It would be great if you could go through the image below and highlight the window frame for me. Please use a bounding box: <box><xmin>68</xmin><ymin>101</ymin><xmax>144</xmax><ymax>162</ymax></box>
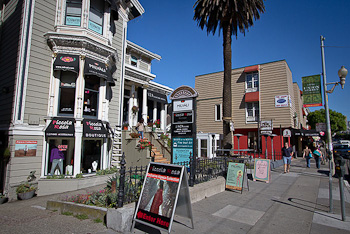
<box><xmin>58</xmin><ymin>71</ymin><xmax>77</xmax><ymax>116</ymax></box>
<box><xmin>214</xmin><ymin>104</ymin><xmax>222</xmax><ymax>122</ymax></box>
<box><xmin>131</xmin><ymin>56</ymin><xmax>138</xmax><ymax>67</ymax></box>
<box><xmin>83</xmin><ymin>75</ymin><xmax>101</xmax><ymax>118</ymax></box>
<box><xmin>245</xmin><ymin>71</ymin><xmax>259</xmax><ymax>93</ymax></box>
<box><xmin>88</xmin><ymin>0</ymin><xmax>105</xmax><ymax>34</ymax></box>
<box><xmin>246</xmin><ymin>102</ymin><xmax>259</xmax><ymax>123</ymax></box>
<box><xmin>65</xmin><ymin>0</ymin><xmax>83</xmax><ymax>26</ymax></box>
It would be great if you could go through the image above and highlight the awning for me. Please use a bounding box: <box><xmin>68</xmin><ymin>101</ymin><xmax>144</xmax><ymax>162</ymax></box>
<box><xmin>147</xmin><ymin>90</ymin><xmax>168</xmax><ymax>104</ymax></box>
<box><xmin>244</xmin><ymin>65</ymin><xmax>260</xmax><ymax>73</ymax></box>
<box><xmin>53</xmin><ymin>54</ymin><xmax>79</xmax><ymax>73</ymax></box>
<box><xmin>84</xmin><ymin>57</ymin><xmax>115</xmax><ymax>86</ymax></box>
<box><xmin>245</xmin><ymin>91</ymin><xmax>259</xmax><ymax>102</ymax></box>
<box><xmin>292</xmin><ymin>129</ymin><xmax>320</xmax><ymax>137</ymax></box>
<box><xmin>83</xmin><ymin>119</ymin><xmax>108</xmax><ymax>138</ymax></box>
<box><xmin>45</xmin><ymin>118</ymin><xmax>75</xmax><ymax>137</ymax></box>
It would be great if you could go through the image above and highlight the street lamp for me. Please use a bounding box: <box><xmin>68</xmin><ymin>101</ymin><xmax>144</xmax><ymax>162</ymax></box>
<box><xmin>320</xmin><ymin>36</ymin><xmax>347</xmax><ymax>217</ymax></box>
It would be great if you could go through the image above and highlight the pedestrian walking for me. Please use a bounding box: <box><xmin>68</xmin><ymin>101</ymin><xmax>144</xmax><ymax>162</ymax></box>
<box><xmin>313</xmin><ymin>146</ymin><xmax>322</xmax><ymax>169</ymax></box>
<box><xmin>303</xmin><ymin>145</ymin><xmax>312</xmax><ymax>168</ymax></box>
<box><xmin>282</xmin><ymin>142</ymin><xmax>294</xmax><ymax>173</ymax></box>
<box><xmin>136</xmin><ymin>118</ymin><xmax>145</xmax><ymax>139</ymax></box>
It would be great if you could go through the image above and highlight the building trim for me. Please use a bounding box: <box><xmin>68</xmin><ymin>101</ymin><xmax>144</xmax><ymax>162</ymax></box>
<box><xmin>127</xmin><ymin>40</ymin><xmax>161</xmax><ymax>61</ymax></box>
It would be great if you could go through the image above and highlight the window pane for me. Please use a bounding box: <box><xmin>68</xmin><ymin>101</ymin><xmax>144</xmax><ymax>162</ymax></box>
<box><xmin>246</xmin><ymin>74</ymin><xmax>252</xmax><ymax>88</ymax></box>
<box><xmin>215</xmin><ymin>104</ymin><xmax>221</xmax><ymax>121</ymax></box>
<box><xmin>131</xmin><ymin>56</ymin><xmax>138</xmax><ymax>66</ymax></box>
<box><xmin>85</xmin><ymin>76</ymin><xmax>100</xmax><ymax>91</ymax></box>
<box><xmin>59</xmin><ymin>72</ymin><xmax>76</xmax><ymax>115</ymax></box>
<box><xmin>89</xmin><ymin>0</ymin><xmax>104</xmax><ymax>34</ymax></box>
<box><xmin>83</xmin><ymin>90</ymin><xmax>98</xmax><ymax>116</ymax></box>
<box><xmin>66</xmin><ymin>0</ymin><xmax>82</xmax><ymax>26</ymax></box>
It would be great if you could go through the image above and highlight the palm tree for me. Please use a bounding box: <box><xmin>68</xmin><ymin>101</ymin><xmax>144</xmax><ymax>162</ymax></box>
<box><xmin>194</xmin><ymin>0</ymin><xmax>265</xmax><ymax>149</ymax></box>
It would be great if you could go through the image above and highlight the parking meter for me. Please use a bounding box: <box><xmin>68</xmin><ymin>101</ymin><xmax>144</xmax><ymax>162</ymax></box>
<box><xmin>334</xmin><ymin>155</ymin><xmax>346</xmax><ymax>177</ymax></box>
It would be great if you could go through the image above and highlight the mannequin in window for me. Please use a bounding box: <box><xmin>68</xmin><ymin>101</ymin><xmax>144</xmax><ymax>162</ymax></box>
<box><xmin>50</xmin><ymin>144</ymin><xmax>65</xmax><ymax>175</ymax></box>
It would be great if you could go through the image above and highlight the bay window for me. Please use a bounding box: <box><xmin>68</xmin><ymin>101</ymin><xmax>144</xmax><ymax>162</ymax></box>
<box><xmin>89</xmin><ymin>0</ymin><xmax>104</xmax><ymax>34</ymax></box>
<box><xmin>84</xmin><ymin>75</ymin><xmax>100</xmax><ymax>117</ymax></box>
<box><xmin>246</xmin><ymin>72</ymin><xmax>259</xmax><ymax>92</ymax></box>
<box><xmin>65</xmin><ymin>0</ymin><xmax>82</xmax><ymax>26</ymax></box>
<box><xmin>246</xmin><ymin>102</ymin><xmax>259</xmax><ymax>122</ymax></box>
<box><xmin>59</xmin><ymin>72</ymin><xmax>77</xmax><ymax>115</ymax></box>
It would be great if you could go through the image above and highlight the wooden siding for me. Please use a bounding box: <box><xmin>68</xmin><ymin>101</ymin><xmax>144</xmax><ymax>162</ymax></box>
<box><xmin>195</xmin><ymin>60</ymin><xmax>297</xmax><ymax>134</ymax></box>
<box><xmin>0</xmin><ymin>0</ymin><xmax>23</xmax><ymax>125</ymax></box>
<box><xmin>8</xmin><ymin>135</ymin><xmax>43</xmax><ymax>185</ymax></box>
<box><xmin>293</xmin><ymin>83</ymin><xmax>306</xmax><ymax>128</ymax></box>
<box><xmin>109</xmin><ymin>17</ymin><xmax>124</xmax><ymax>127</ymax></box>
<box><xmin>23</xmin><ymin>0</ymin><xmax>55</xmax><ymax>125</ymax></box>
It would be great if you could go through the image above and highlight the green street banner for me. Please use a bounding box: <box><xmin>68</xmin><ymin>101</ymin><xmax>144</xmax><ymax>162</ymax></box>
<box><xmin>302</xmin><ymin>75</ymin><xmax>322</xmax><ymax>107</ymax></box>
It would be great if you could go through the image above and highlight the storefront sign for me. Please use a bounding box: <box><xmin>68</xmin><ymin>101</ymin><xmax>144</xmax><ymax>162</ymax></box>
<box><xmin>253</xmin><ymin>159</ymin><xmax>270</xmax><ymax>183</ymax></box>
<box><xmin>260</xmin><ymin>120</ymin><xmax>273</xmax><ymax>131</ymax></box>
<box><xmin>173</xmin><ymin>138</ymin><xmax>193</xmax><ymax>148</ymax></box>
<box><xmin>84</xmin><ymin>57</ymin><xmax>114</xmax><ymax>85</ymax></box>
<box><xmin>53</xmin><ymin>54</ymin><xmax>79</xmax><ymax>73</ymax></box>
<box><xmin>226</xmin><ymin>162</ymin><xmax>245</xmax><ymax>191</ymax></box>
<box><xmin>261</xmin><ymin>130</ymin><xmax>272</xmax><ymax>135</ymax></box>
<box><xmin>15</xmin><ymin>140</ymin><xmax>37</xmax><ymax>157</ymax></box>
<box><xmin>172</xmin><ymin>124</ymin><xmax>193</xmax><ymax>137</ymax></box>
<box><xmin>133</xmin><ymin>163</ymin><xmax>193</xmax><ymax>233</ymax></box>
<box><xmin>302</xmin><ymin>75</ymin><xmax>322</xmax><ymax>107</ymax></box>
<box><xmin>83</xmin><ymin>119</ymin><xmax>108</xmax><ymax>138</ymax></box>
<box><xmin>275</xmin><ymin>95</ymin><xmax>290</xmax><ymax>108</ymax></box>
<box><xmin>58</xmin><ymin>145</ymin><xmax>68</xmax><ymax>151</ymax></box>
<box><xmin>45</xmin><ymin>118</ymin><xmax>75</xmax><ymax>137</ymax></box>
<box><xmin>147</xmin><ymin>90</ymin><xmax>168</xmax><ymax>104</ymax></box>
<box><xmin>173</xmin><ymin>100</ymin><xmax>193</xmax><ymax>112</ymax></box>
<box><xmin>283</xmin><ymin>129</ymin><xmax>292</xmax><ymax>137</ymax></box>
<box><xmin>173</xmin><ymin>111</ymin><xmax>193</xmax><ymax>124</ymax></box>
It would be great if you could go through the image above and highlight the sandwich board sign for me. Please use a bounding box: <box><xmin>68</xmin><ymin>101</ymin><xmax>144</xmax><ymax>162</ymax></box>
<box><xmin>253</xmin><ymin>159</ymin><xmax>271</xmax><ymax>183</ymax></box>
<box><xmin>225</xmin><ymin>162</ymin><xmax>249</xmax><ymax>193</ymax></box>
<box><xmin>132</xmin><ymin>162</ymin><xmax>194</xmax><ymax>233</ymax></box>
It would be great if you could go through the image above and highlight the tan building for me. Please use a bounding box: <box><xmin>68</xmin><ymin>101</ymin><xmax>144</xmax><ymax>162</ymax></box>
<box><xmin>195</xmin><ymin>60</ymin><xmax>308</xmax><ymax>156</ymax></box>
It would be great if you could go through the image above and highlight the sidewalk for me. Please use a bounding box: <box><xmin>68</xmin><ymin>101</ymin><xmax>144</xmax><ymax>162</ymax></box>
<box><xmin>132</xmin><ymin>157</ymin><xmax>350</xmax><ymax>234</ymax></box>
<box><xmin>0</xmin><ymin>158</ymin><xmax>349</xmax><ymax>234</ymax></box>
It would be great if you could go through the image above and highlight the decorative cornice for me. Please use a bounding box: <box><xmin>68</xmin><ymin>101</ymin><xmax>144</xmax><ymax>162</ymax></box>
<box><xmin>127</xmin><ymin>40</ymin><xmax>161</xmax><ymax>61</ymax></box>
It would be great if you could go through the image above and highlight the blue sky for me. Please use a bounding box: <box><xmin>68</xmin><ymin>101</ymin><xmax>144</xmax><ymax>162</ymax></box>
<box><xmin>127</xmin><ymin>0</ymin><xmax>350</xmax><ymax>120</ymax></box>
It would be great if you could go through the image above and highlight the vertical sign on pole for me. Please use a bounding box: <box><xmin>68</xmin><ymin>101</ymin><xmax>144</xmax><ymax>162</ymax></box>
<box><xmin>170</xmin><ymin>86</ymin><xmax>198</xmax><ymax>164</ymax></box>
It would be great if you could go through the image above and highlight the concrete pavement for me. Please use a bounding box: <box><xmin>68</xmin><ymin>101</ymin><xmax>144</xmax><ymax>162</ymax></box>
<box><xmin>0</xmin><ymin>157</ymin><xmax>349</xmax><ymax>233</ymax></box>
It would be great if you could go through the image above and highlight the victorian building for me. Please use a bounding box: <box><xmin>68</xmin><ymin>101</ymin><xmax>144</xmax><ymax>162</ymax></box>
<box><xmin>0</xmin><ymin>0</ymin><xmax>171</xmax><ymax>198</ymax></box>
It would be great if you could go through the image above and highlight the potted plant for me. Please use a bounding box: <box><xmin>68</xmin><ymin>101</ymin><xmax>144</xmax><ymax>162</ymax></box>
<box><xmin>122</xmin><ymin>121</ymin><xmax>129</xmax><ymax>130</ymax></box>
<box><xmin>16</xmin><ymin>182</ymin><xmax>37</xmax><ymax>200</ymax></box>
<box><xmin>154</xmin><ymin>119</ymin><xmax>160</xmax><ymax>129</ymax></box>
<box><xmin>131</xmin><ymin>106</ymin><xmax>139</xmax><ymax>115</ymax></box>
<box><xmin>129</xmin><ymin>132</ymin><xmax>141</xmax><ymax>139</ymax></box>
<box><xmin>0</xmin><ymin>193</ymin><xmax>8</xmax><ymax>204</ymax></box>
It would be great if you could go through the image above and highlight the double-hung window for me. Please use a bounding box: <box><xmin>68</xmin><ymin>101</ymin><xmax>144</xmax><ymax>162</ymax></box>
<box><xmin>59</xmin><ymin>72</ymin><xmax>77</xmax><ymax>115</ymax></box>
<box><xmin>84</xmin><ymin>75</ymin><xmax>100</xmax><ymax>117</ymax></box>
<box><xmin>214</xmin><ymin>104</ymin><xmax>222</xmax><ymax>121</ymax></box>
<box><xmin>246</xmin><ymin>72</ymin><xmax>259</xmax><ymax>92</ymax></box>
<box><xmin>131</xmin><ymin>56</ymin><xmax>138</xmax><ymax>67</ymax></box>
<box><xmin>65</xmin><ymin>0</ymin><xmax>82</xmax><ymax>26</ymax></box>
<box><xmin>89</xmin><ymin>0</ymin><xmax>104</xmax><ymax>34</ymax></box>
<box><xmin>246</xmin><ymin>102</ymin><xmax>259</xmax><ymax>122</ymax></box>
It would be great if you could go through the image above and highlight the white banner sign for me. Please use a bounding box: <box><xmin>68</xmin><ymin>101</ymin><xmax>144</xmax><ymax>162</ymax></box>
<box><xmin>173</xmin><ymin>100</ymin><xmax>193</xmax><ymax>112</ymax></box>
<box><xmin>275</xmin><ymin>95</ymin><xmax>289</xmax><ymax>108</ymax></box>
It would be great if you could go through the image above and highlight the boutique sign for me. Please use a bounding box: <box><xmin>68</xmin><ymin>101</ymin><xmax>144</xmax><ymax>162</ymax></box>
<box><xmin>83</xmin><ymin>119</ymin><xmax>108</xmax><ymax>138</ymax></box>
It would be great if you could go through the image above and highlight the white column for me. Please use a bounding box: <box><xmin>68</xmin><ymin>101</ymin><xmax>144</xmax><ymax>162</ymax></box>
<box><xmin>41</xmin><ymin>133</ymin><xmax>48</xmax><ymax>177</ymax></box>
<box><xmin>102</xmin><ymin>138</ymin><xmax>108</xmax><ymax>169</ymax></box>
<box><xmin>128</xmin><ymin>97</ymin><xmax>133</xmax><ymax>127</ymax></box>
<box><xmin>160</xmin><ymin>104</ymin><xmax>165</xmax><ymax>131</ymax></box>
<box><xmin>153</xmin><ymin>101</ymin><xmax>157</xmax><ymax>123</ymax></box>
<box><xmin>142</xmin><ymin>87</ymin><xmax>148</xmax><ymax>121</ymax></box>
<box><xmin>73</xmin><ymin>120</ymin><xmax>83</xmax><ymax>176</ymax></box>
<box><xmin>75</xmin><ymin>56</ymin><xmax>85</xmax><ymax>119</ymax></box>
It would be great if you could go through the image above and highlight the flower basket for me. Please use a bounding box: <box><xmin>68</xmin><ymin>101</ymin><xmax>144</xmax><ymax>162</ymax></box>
<box><xmin>132</xmin><ymin>106</ymin><xmax>139</xmax><ymax>114</ymax></box>
<box><xmin>153</xmin><ymin>119</ymin><xmax>160</xmax><ymax>128</ymax></box>
<box><xmin>16</xmin><ymin>182</ymin><xmax>37</xmax><ymax>200</ymax></box>
<box><xmin>138</xmin><ymin>139</ymin><xmax>153</xmax><ymax>150</ymax></box>
<box><xmin>129</xmin><ymin>132</ymin><xmax>140</xmax><ymax>138</ymax></box>
<box><xmin>17</xmin><ymin>190</ymin><xmax>35</xmax><ymax>200</ymax></box>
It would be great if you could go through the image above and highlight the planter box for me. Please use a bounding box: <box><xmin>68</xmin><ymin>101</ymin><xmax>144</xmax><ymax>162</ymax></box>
<box><xmin>17</xmin><ymin>190</ymin><xmax>35</xmax><ymax>200</ymax></box>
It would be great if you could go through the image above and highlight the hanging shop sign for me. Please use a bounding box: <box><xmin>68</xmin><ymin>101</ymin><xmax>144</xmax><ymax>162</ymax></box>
<box><xmin>84</xmin><ymin>57</ymin><xmax>115</xmax><ymax>86</ymax></box>
<box><xmin>83</xmin><ymin>119</ymin><xmax>108</xmax><ymax>138</ymax></box>
<box><xmin>172</xmin><ymin>138</ymin><xmax>193</xmax><ymax>164</ymax></box>
<box><xmin>45</xmin><ymin>118</ymin><xmax>75</xmax><ymax>137</ymax></box>
<box><xmin>173</xmin><ymin>99</ymin><xmax>193</xmax><ymax>112</ymax></box>
<box><xmin>226</xmin><ymin>162</ymin><xmax>246</xmax><ymax>192</ymax></box>
<box><xmin>302</xmin><ymin>75</ymin><xmax>322</xmax><ymax>107</ymax></box>
<box><xmin>283</xmin><ymin>129</ymin><xmax>292</xmax><ymax>137</ymax></box>
<box><xmin>260</xmin><ymin>120</ymin><xmax>273</xmax><ymax>131</ymax></box>
<box><xmin>253</xmin><ymin>159</ymin><xmax>271</xmax><ymax>183</ymax></box>
<box><xmin>275</xmin><ymin>95</ymin><xmax>290</xmax><ymax>108</ymax></box>
<box><xmin>147</xmin><ymin>90</ymin><xmax>168</xmax><ymax>104</ymax></box>
<box><xmin>132</xmin><ymin>162</ymin><xmax>194</xmax><ymax>233</ymax></box>
<box><xmin>53</xmin><ymin>54</ymin><xmax>80</xmax><ymax>73</ymax></box>
<box><xmin>173</xmin><ymin>111</ymin><xmax>193</xmax><ymax>124</ymax></box>
<box><xmin>15</xmin><ymin>140</ymin><xmax>37</xmax><ymax>157</ymax></box>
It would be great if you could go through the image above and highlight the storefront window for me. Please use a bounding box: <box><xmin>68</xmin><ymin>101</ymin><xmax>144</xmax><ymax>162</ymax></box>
<box><xmin>84</xmin><ymin>75</ymin><xmax>99</xmax><ymax>117</ymax></box>
<box><xmin>59</xmin><ymin>72</ymin><xmax>76</xmax><ymax>115</ymax></box>
<box><xmin>65</xmin><ymin>0</ymin><xmax>82</xmax><ymax>26</ymax></box>
<box><xmin>47</xmin><ymin>138</ymin><xmax>75</xmax><ymax>176</ymax></box>
<box><xmin>89</xmin><ymin>0</ymin><xmax>104</xmax><ymax>34</ymax></box>
<box><xmin>248</xmin><ymin>132</ymin><xmax>257</xmax><ymax>150</ymax></box>
<box><xmin>82</xmin><ymin>140</ymin><xmax>101</xmax><ymax>173</ymax></box>
<box><xmin>200</xmin><ymin>139</ymin><xmax>207</xmax><ymax>157</ymax></box>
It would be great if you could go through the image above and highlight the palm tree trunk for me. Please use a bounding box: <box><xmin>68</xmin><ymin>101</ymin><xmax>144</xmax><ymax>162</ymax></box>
<box><xmin>222</xmin><ymin>21</ymin><xmax>232</xmax><ymax>150</ymax></box>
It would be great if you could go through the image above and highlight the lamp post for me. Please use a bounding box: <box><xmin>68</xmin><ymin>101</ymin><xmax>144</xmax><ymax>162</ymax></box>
<box><xmin>233</xmin><ymin>134</ymin><xmax>243</xmax><ymax>156</ymax></box>
<box><xmin>320</xmin><ymin>36</ymin><xmax>348</xmax><ymax>215</ymax></box>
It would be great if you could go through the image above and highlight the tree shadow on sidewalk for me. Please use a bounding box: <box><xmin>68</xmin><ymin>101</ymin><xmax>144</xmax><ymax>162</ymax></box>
<box><xmin>271</xmin><ymin>198</ymin><xmax>343</xmax><ymax>221</ymax></box>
